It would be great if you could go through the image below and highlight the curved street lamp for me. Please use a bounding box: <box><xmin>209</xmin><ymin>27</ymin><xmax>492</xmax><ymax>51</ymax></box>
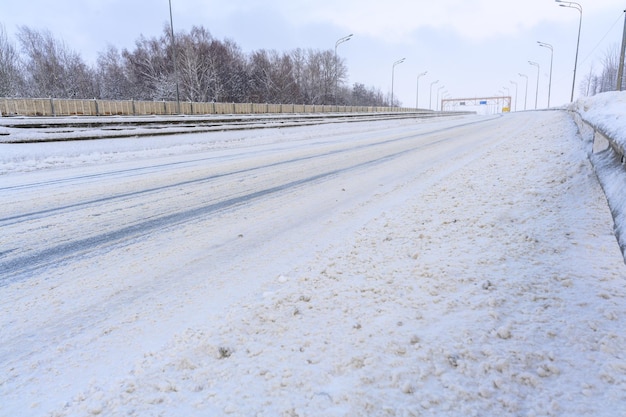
<box><xmin>441</xmin><ymin>90</ymin><xmax>449</xmax><ymax>110</ymax></box>
<box><xmin>555</xmin><ymin>0</ymin><xmax>582</xmax><ymax>102</ymax></box>
<box><xmin>538</xmin><ymin>41</ymin><xmax>554</xmax><ymax>108</ymax></box>
<box><xmin>436</xmin><ymin>85</ymin><xmax>445</xmax><ymax>111</ymax></box>
<box><xmin>334</xmin><ymin>34</ymin><xmax>353</xmax><ymax>105</ymax></box>
<box><xmin>529</xmin><ymin>61</ymin><xmax>540</xmax><ymax>109</ymax></box>
<box><xmin>502</xmin><ymin>87</ymin><xmax>510</xmax><ymax>112</ymax></box>
<box><xmin>518</xmin><ymin>73</ymin><xmax>528</xmax><ymax>111</ymax></box>
<box><xmin>510</xmin><ymin>80</ymin><xmax>518</xmax><ymax>112</ymax></box>
<box><xmin>497</xmin><ymin>90</ymin><xmax>505</xmax><ymax>114</ymax></box>
<box><xmin>391</xmin><ymin>58</ymin><xmax>406</xmax><ymax>107</ymax></box>
<box><xmin>416</xmin><ymin>71</ymin><xmax>427</xmax><ymax>109</ymax></box>
<box><xmin>429</xmin><ymin>80</ymin><xmax>439</xmax><ymax>110</ymax></box>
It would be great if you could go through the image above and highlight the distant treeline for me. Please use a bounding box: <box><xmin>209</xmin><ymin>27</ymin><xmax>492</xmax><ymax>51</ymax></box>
<box><xmin>579</xmin><ymin>43</ymin><xmax>626</xmax><ymax>97</ymax></box>
<box><xmin>0</xmin><ymin>24</ymin><xmax>392</xmax><ymax>106</ymax></box>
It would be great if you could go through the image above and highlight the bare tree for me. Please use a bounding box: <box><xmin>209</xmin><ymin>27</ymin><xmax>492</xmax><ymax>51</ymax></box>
<box><xmin>161</xmin><ymin>26</ymin><xmax>248</xmax><ymax>103</ymax></box>
<box><xmin>307</xmin><ymin>50</ymin><xmax>335</xmax><ymax>104</ymax></box>
<box><xmin>0</xmin><ymin>24</ymin><xmax>24</xmax><ymax>96</ymax></box>
<box><xmin>176</xmin><ymin>26</ymin><xmax>216</xmax><ymax>102</ymax></box>
<box><xmin>220</xmin><ymin>39</ymin><xmax>249</xmax><ymax>103</ymax></box>
<box><xmin>599</xmin><ymin>44</ymin><xmax>620</xmax><ymax>93</ymax></box>
<box><xmin>4</xmin><ymin>23</ymin><xmax>387</xmax><ymax>107</ymax></box>
<box><xmin>122</xmin><ymin>30</ymin><xmax>175</xmax><ymax>101</ymax></box>
<box><xmin>351</xmin><ymin>83</ymin><xmax>382</xmax><ymax>106</ymax></box>
<box><xmin>17</xmin><ymin>26</ymin><xmax>96</xmax><ymax>98</ymax></box>
<box><xmin>581</xmin><ymin>44</ymin><xmax>620</xmax><ymax>96</ymax></box>
<box><xmin>204</xmin><ymin>37</ymin><xmax>243</xmax><ymax>103</ymax></box>
<box><xmin>248</xmin><ymin>49</ymin><xmax>300</xmax><ymax>103</ymax></box>
<box><xmin>291</xmin><ymin>49</ymin><xmax>336</xmax><ymax>105</ymax></box>
<box><xmin>96</xmin><ymin>45</ymin><xmax>133</xmax><ymax>100</ymax></box>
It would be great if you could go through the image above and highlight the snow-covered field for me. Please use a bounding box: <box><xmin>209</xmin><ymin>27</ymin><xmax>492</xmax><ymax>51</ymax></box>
<box><xmin>1</xmin><ymin>104</ymin><xmax>625</xmax><ymax>416</ymax></box>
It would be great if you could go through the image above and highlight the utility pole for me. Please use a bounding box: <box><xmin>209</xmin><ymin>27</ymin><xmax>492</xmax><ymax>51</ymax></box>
<box><xmin>617</xmin><ymin>9</ymin><xmax>626</xmax><ymax>91</ymax></box>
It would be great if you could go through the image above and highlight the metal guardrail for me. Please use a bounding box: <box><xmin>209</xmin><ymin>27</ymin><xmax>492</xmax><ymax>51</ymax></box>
<box><xmin>571</xmin><ymin>110</ymin><xmax>625</xmax><ymax>163</ymax></box>
<box><xmin>0</xmin><ymin>97</ymin><xmax>420</xmax><ymax>117</ymax></box>
<box><xmin>570</xmin><ymin>109</ymin><xmax>626</xmax><ymax>262</ymax></box>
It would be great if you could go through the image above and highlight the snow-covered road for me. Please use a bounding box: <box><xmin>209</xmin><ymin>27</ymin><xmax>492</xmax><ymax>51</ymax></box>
<box><xmin>1</xmin><ymin>114</ymin><xmax>498</xmax><ymax>281</ymax></box>
<box><xmin>1</xmin><ymin>111</ymin><xmax>624</xmax><ymax>416</ymax></box>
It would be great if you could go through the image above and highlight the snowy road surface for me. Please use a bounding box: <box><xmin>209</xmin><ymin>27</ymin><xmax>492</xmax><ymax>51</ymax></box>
<box><xmin>1</xmin><ymin>111</ymin><xmax>625</xmax><ymax>416</ymax></box>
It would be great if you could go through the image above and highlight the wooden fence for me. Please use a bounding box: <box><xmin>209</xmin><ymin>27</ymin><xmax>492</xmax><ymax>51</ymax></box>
<box><xmin>0</xmin><ymin>98</ymin><xmax>416</xmax><ymax>117</ymax></box>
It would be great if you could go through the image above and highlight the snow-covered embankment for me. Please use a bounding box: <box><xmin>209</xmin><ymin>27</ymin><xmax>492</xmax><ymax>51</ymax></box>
<box><xmin>568</xmin><ymin>91</ymin><xmax>626</xmax><ymax>261</ymax></box>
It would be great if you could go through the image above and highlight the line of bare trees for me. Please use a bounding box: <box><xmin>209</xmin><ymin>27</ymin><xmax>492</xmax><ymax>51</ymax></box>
<box><xmin>580</xmin><ymin>43</ymin><xmax>626</xmax><ymax>96</ymax></box>
<box><xmin>0</xmin><ymin>24</ymin><xmax>390</xmax><ymax>106</ymax></box>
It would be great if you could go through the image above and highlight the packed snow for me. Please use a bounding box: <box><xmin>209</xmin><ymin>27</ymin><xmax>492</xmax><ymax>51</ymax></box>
<box><xmin>0</xmin><ymin>100</ymin><xmax>625</xmax><ymax>417</ymax></box>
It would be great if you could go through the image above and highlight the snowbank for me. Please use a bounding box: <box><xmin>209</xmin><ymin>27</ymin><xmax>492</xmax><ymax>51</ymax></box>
<box><xmin>568</xmin><ymin>91</ymin><xmax>626</xmax><ymax>153</ymax></box>
<box><xmin>568</xmin><ymin>91</ymin><xmax>626</xmax><ymax>261</ymax></box>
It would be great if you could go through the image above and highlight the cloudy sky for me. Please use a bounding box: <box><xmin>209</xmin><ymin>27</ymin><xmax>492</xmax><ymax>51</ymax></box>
<box><xmin>2</xmin><ymin>0</ymin><xmax>625</xmax><ymax>108</ymax></box>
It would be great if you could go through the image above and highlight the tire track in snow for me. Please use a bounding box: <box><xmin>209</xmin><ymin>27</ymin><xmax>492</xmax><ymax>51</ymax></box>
<box><xmin>1</xmin><ymin>117</ymin><xmax>498</xmax><ymax>231</ymax></box>
<box><xmin>0</xmin><ymin>134</ymin><xmax>467</xmax><ymax>284</ymax></box>
<box><xmin>1</xmin><ymin>116</ymin><xmax>502</xmax><ymax>284</ymax></box>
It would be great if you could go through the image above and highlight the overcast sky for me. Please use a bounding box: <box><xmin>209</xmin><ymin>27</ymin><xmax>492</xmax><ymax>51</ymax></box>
<box><xmin>2</xmin><ymin>0</ymin><xmax>625</xmax><ymax>108</ymax></box>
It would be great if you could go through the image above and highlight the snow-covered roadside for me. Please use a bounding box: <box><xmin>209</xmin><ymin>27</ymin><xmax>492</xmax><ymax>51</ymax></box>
<box><xmin>570</xmin><ymin>91</ymin><xmax>626</xmax><ymax>151</ymax></box>
<box><xmin>27</xmin><ymin>112</ymin><xmax>625</xmax><ymax>416</ymax></box>
<box><xmin>568</xmin><ymin>91</ymin><xmax>626</xmax><ymax>260</ymax></box>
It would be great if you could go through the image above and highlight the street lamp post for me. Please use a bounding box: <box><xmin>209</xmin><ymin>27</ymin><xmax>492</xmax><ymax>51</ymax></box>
<box><xmin>441</xmin><ymin>91</ymin><xmax>449</xmax><ymax>110</ymax></box>
<box><xmin>617</xmin><ymin>9</ymin><xmax>626</xmax><ymax>90</ymax></box>
<box><xmin>538</xmin><ymin>41</ymin><xmax>554</xmax><ymax>107</ymax></box>
<box><xmin>436</xmin><ymin>85</ymin><xmax>445</xmax><ymax>111</ymax></box>
<box><xmin>529</xmin><ymin>61</ymin><xmax>540</xmax><ymax>109</ymax></box>
<box><xmin>429</xmin><ymin>80</ymin><xmax>439</xmax><ymax>110</ymax></box>
<box><xmin>502</xmin><ymin>87</ymin><xmax>510</xmax><ymax>112</ymax></box>
<box><xmin>518</xmin><ymin>73</ymin><xmax>528</xmax><ymax>111</ymax></box>
<box><xmin>416</xmin><ymin>71</ymin><xmax>427</xmax><ymax>109</ymax></box>
<box><xmin>334</xmin><ymin>34</ymin><xmax>353</xmax><ymax>105</ymax></box>
<box><xmin>168</xmin><ymin>0</ymin><xmax>180</xmax><ymax>114</ymax></box>
<box><xmin>497</xmin><ymin>90</ymin><xmax>505</xmax><ymax>114</ymax></box>
<box><xmin>556</xmin><ymin>0</ymin><xmax>582</xmax><ymax>102</ymax></box>
<box><xmin>510</xmin><ymin>80</ymin><xmax>518</xmax><ymax>111</ymax></box>
<box><xmin>391</xmin><ymin>58</ymin><xmax>406</xmax><ymax>107</ymax></box>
